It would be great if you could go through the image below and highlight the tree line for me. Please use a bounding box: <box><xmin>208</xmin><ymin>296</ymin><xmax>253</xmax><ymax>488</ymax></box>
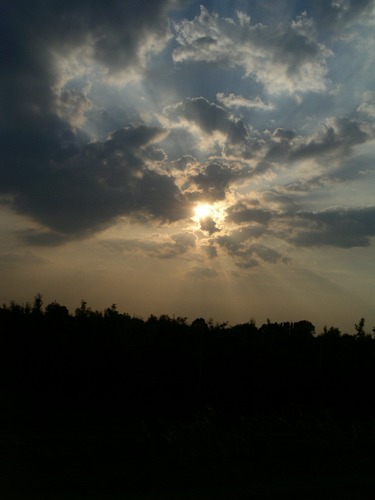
<box><xmin>1</xmin><ymin>294</ymin><xmax>374</xmax><ymax>419</ymax></box>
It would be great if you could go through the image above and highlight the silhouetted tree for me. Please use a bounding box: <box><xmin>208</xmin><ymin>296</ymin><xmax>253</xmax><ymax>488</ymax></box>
<box><xmin>32</xmin><ymin>293</ymin><xmax>43</xmax><ymax>315</ymax></box>
<box><xmin>355</xmin><ymin>317</ymin><xmax>366</xmax><ymax>338</ymax></box>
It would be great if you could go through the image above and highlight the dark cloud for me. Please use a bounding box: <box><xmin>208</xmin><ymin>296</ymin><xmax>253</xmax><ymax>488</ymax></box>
<box><xmin>56</xmin><ymin>90</ymin><xmax>92</xmax><ymax>128</ymax></box>
<box><xmin>215</xmin><ymin>234</ymin><xmax>254</xmax><ymax>266</ymax></box>
<box><xmin>214</xmin><ymin>224</ymin><xmax>288</xmax><ymax>269</ymax></box>
<box><xmin>0</xmin><ymin>0</ymin><xmax>189</xmax><ymax>243</ymax></box>
<box><xmin>264</xmin><ymin>117</ymin><xmax>371</xmax><ymax>166</ymax></box>
<box><xmin>21</xmin><ymin>230</ymin><xmax>71</xmax><ymax>247</ymax></box>
<box><xmin>214</xmin><ymin>234</ymin><xmax>262</xmax><ymax>269</ymax></box>
<box><xmin>250</xmin><ymin>244</ymin><xmax>290</xmax><ymax>265</ymax></box>
<box><xmin>224</xmin><ymin>200</ymin><xmax>375</xmax><ymax>251</ymax></box>
<box><xmin>265</xmin><ymin>127</ymin><xmax>298</xmax><ymax>162</ymax></box>
<box><xmin>199</xmin><ymin>217</ymin><xmax>220</xmax><ymax>235</ymax></box>
<box><xmin>164</xmin><ymin>97</ymin><xmax>248</xmax><ymax>144</ymax></box>
<box><xmin>290</xmin><ymin>117</ymin><xmax>369</xmax><ymax>161</ymax></box>
<box><xmin>252</xmin><ymin>161</ymin><xmax>274</xmax><ymax>177</ymax></box>
<box><xmin>226</xmin><ymin>201</ymin><xmax>273</xmax><ymax>225</ymax></box>
<box><xmin>7</xmin><ymin>125</ymin><xmax>191</xmax><ymax>241</ymax></box>
<box><xmin>223</xmin><ymin>240</ymin><xmax>287</xmax><ymax>268</ymax></box>
<box><xmin>1</xmin><ymin>1</ymin><xmax>184</xmax><ymax>76</ymax></box>
<box><xmin>201</xmin><ymin>243</ymin><xmax>218</xmax><ymax>258</ymax></box>
<box><xmin>283</xmin><ymin>176</ymin><xmax>336</xmax><ymax>194</ymax></box>
<box><xmin>189</xmin><ymin>162</ymin><xmax>240</xmax><ymax>201</ymax></box>
<box><xmin>289</xmin><ymin>207</ymin><xmax>375</xmax><ymax>248</ymax></box>
<box><xmin>263</xmin><ymin>191</ymin><xmax>299</xmax><ymax>214</ymax></box>
<box><xmin>134</xmin><ymin>170</ymin><xmax>191</xmax><ymax>222</ymax></box>
<box><xmin>225</xmin><ymin>200</ymin><xmax>375</xmax><ymax>250</ymax></box>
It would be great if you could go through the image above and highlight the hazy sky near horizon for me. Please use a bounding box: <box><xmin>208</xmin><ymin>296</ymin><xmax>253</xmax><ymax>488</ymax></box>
<box><xmin>1</xmin><ymin>0</ymin><xmax>375</xmax><ymax>332</ymax></box>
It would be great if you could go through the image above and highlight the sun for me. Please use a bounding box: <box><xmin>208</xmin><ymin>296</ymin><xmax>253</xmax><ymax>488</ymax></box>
<box><xmin>194</xmin><ymin>203</ymin><xmax>212</xmax><ymax>220</ymax></box>
<box><xmin>192</xmin><ymin>202</ymin><xmax>226</xmax><ymax>226</ymax></box>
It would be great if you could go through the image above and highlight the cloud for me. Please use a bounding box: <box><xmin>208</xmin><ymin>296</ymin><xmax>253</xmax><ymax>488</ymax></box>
<box><xmin>226</xmin><ymin>201</ymin><xmax>273</xmax><ymax>225</ymax></box>
<box><xmin>262</xmin><ymin>191</ymin><xmax>299</xmax><ymax>214</ymax></box>
<box><xmin>188</xmin><ymin>161</ymin><xmax>243</xmax><ymax>201</ymax></box>
<box><xmin>214</xmin><ymin>221</ymin><xmax>288</xmax><ymax>269</ymax></box>
<box><xmin>199</xmin><ymin>217</ymin><xmax>220</xmax><ymax>235</ymax></box>
<box><xmin>188</xmin><ymin>265</ymin><xmax>218</xmax><ymax>279</ymax></box>
<box><xmin>3</xmin><ymin>0</ymin><xmax>183</xmax><ymax>78</ymax></box>
<box><xmin>164</xmin><ymin>97</ymin><xmax>248</xmax><ymax>145</ymax></box>
<box><xmin>2</xmin><ymin>0</ymin><xmax>375</xmax><ymax>268</ymax></box>
<box><xmin>216</xmin><ymin>93</ymin><xmax>274</xmax><ymax>111</ymax></box>
<box><xmin>223</xmin><ymin>195</ymin><xmax>375</xmax><ymax>254</ymax></box>
<box><xmin>290</xmin><ymin>117</ymin><xmax>369</xmax><ymax>161</ymax></box>
<box><xmin>215</xmin><ymin>234</ymin><xmax>259</xmax><ymax>268</ymax></box>
<box><xmin>288</xmin><ymin>206</ymin><xmax>375</xmax><ymax>248</ymax></box>
<box><xmin>20</xmin><ymin>230</ymin><xmax>71</xmax><ymax>247</ymax></box>
<box><xmin>201</xmin><ymin>243</ymin><xmax>218</xmax><ymax>258</ymax></box>
<box><xmin>6</xmin><ymin>124</ymin><xmax>192</xmax><ymax>241</ymax></box>
<box><xmin>0</xmin><ymin>1</ymin><xmax>193</xmax><ymax>243</ymax></box>
<box><xmin>55</xmin><ymin>90</ymin><xmax>92</xmax><ymax>128</ymax></box>
<box><xmin>216</xmin><ymin>234</ymin><xmax>288</xmax><ymax>269</ymax></box>
<box><xmin>162</xmin><ymin>96</ymin><xmax>264</xmax><ymax>162</ymax></box>
<box><xmin>357</xmin><ymin>91</ymin><xmax>375</xmax><ymax>118</ymax></box>
<box><xmin>173</xmin><ymin>7</ymin><xmax>332</xmax><ymax>94</ymax></box>
<box><xmin>250</xmin><ymin>244</ymin><xmax>290</xmax><ymax>264</ymax></box>
<box><xmin>101</xmin><ymin>231</ymin><xmax>196</xmax><ymax>259</ymax></box>
<box><xmin>0</xmin><ymin>0</ymin><xmax>184</xmax><ymax>146</ymax></box>
<box><xmin>263</xmin><ymin>116</ymin><xmax>372</xmax><ymax>169</ymax></box>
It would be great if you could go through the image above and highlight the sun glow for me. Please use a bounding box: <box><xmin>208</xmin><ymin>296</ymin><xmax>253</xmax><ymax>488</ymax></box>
<box><xmin>194</xmin><ymin>203</ymin><xmax>212</xmax><ymax>220</ymax></box>
<box><xmin>192</xmin><ymin>202</ymin><xmax>226</xmax><ymax>227</ymax></box>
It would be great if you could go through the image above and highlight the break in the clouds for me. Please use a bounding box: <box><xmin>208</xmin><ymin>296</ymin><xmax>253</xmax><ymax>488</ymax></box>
<box><xmin>1</xmin><ymin>0</ymin><xmax>375</xmax><ymax>320</ymax></box>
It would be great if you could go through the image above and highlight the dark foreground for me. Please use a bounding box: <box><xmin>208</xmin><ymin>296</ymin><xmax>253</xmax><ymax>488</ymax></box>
<box><xmin>1</xmin><ymin>406</ymin><xmax>375</xmax><ymax>499</ymax></box>
<box><xmin>1</xmin><ymin>301</ymin><xmax>375</xmax><ymax>498</ymax></box>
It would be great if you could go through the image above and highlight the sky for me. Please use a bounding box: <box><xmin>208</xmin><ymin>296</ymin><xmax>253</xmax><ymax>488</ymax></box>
<box><xmin>1</xmin><ymin>0</ymin><xmax>375</xmax><ymax>332</ymax></box>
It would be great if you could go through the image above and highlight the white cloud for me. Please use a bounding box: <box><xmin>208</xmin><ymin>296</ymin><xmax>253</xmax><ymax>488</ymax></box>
<box><xmin>216</xmin><ymin>93</ymin><xmax>274</xmax><ymax>111</ymax></box>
